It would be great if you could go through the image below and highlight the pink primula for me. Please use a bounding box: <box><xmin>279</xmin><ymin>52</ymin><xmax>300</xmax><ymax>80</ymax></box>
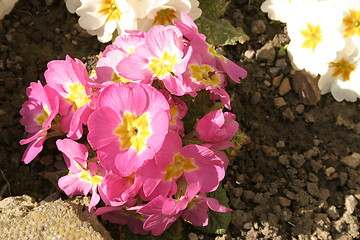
<box><xmin>195</xmin><ymin>109</ymin><xmax>239</xmax><ymax>150</ymax></box>
<box><xmin>56</xmin><ymin>139</ymin><xmax>104</xmax><ymax>211</ymax></box>
<box><xmin>139</xmin><ymin>182</ymin><xmax>200</xmax><ymax>236</ymax></box>
<box><xmin>95</xmin><ymin>204</ymin><xmax>149</xmax><ymax>235</ymax></box>
<box><xmin>117</xmin><ymin>25</ymin><xmax>192</xmax><ymax>95</ymax></box>
<box><xmin>19</xmin><ymin>81</ymin><xmax>60</xmax><ymax>164</ymax></box>
<box><xmin>87</xmin><ymin>83</ymin><xmax>170</xmax><ymax>177</ymax></box>
<box><xmin>174</xmin><ymin>13</ymin><xmax>247</xmax><ymax>83</ymax></box>
<box><xmin>140</xmin><ymin>132</ymin><xmax>226</xmax><ymax>200</ymax></box>
<box><xmin>44</xmin><ymin>55</ymin><xmax>94</xmax><ymax>140</ymax></box>
<box><xmin>159</xmin><ymin>89</ymin><xmax>188</xmax><ymax>136</ymax></box>
<box><xmin>98</xmin><ymin>170</ymin><xmax>142</xmax><ymax>207</ymax></box>
<box><xmin>182</xmin><ymin>193</ymin><xmax>232</xmax><ymax>227</ymax></box>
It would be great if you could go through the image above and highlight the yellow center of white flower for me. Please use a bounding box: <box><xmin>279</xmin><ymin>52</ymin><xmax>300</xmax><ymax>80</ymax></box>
<box><xmin>329</xmin><ymin>58</ymin><xmax>355</xmax><ymax>81</ymax></box>
<box><xmin>98</xmin><ymin>0</ymin><xmax>123</xmax><ymax>22</ymax></box>
<box><xmin>148</xmin><ymin>51</ymin><xmax>178</xmax><ymax>78</ymax></box>
<box><xmin>190</xmin><ymin>64</ymin><xmax>221</xmax><ymax>87</ymax></box>
<box><xmin>114</xmin><ymin>112</ymin><xmax>151</xmax><ymax>152</ymax></box>
<box><xmin>343</xmin><ymin>9</ymin><xmax>360</xmax><ymax>37</ymax></box>
<box><xmin>300</xmin><ymin>22</ymin><xmax>323</xmax><ymax>52</ymax></box>
<box><xmin>35</xmin><ymin>107</ymin><xmax>50</xmax><ymax>126</ymax></box>
<box><xmin>66</xmin><ymin>84</ymin><xmax>91</xmax><ymax>110</ymax></box>
<box><xmin>153</xmin><ymin>8</ymin><xmax>177</xmax><ymax>26</ymax></box>
<box><xmin>163</xmin><ymin>154</ymin><xmax>197</xmax><ymax>181</ymax></box>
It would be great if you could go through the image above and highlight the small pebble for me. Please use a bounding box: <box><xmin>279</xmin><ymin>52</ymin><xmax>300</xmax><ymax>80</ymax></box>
<box><xmin>263</xmin><ymin>80</ymin><xmax>271</xmax><ymax>87</ymax></box>
<box><xmin>295</xmin><ymin>104</ymin><xmax>305</xmax><ymax>114</ymax></box>
<box><xmin>325</xmin><ymin>167</ymin><xmax>336</xmax><ymax>177</ymax></box>
<box><xmin>244</xmin><ymin>49</ymin><xmax>255</xmax><ymax>59</ymax></box>
<box><xmin>251</xmin><ymin>19</ymin><xmax>266</xmax><ymax>35</ymax></box>
<box><xmin>276</xmin><ymin>140</ymin><xmax>285</xmax><ymax>148</ymax></box>
<box><xmin>326</xmin><ymin>206</ymin><xmax>339</xmax><ymax>220</ymax></box>
<box><xmin>345</xmin><ymin>195</ymin><xmax>358</xmax><ymax>214</ymax></box>
<box><xmin>274</xmin><ymin>97</ymin><xmax>286</xmax><ymax>108</ymax></box>
<box><xmin>279</xmin><ymin>77</ymin><xmax>291</xmax><ymax>96</ymax></box>
<box><xmin>243</xmin><ymin>222</ymin><xmax>253</xmax><ymax>230</ymax></box>
<box><xmin>279</xmin><ymin>196</ymin><xmax>291</xmax><ymax>207</ymax></box>
<box><xmin>188</xmin><ymin>232</ymin><xmax>198</xmax><ymax>240</ymax></box>
<box><xmin>272</xmin><ymin>74</ymin><xmax>283</xmax><ymax>88</ymax></box>
<box><xmin>251</xmin><ymin>91</ymin><xmax>261</xmax><ymax>105</ymax></box>
<box><xmin>282</xmin><ymin>108</ymin><xmax>295</xmax><ymax>121</ymax></box>
<box><xmin>341</xmin><ymin>153</ymin><xmax>360</xmax><ymax>169</ymax></box>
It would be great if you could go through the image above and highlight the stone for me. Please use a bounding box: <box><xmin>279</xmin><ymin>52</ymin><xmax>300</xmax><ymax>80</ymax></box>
<box><xmin>256</xmin><ymin>42</ymin><xmax>276</xmax><ymax>62</ymax></box>
<box><xmin>282</xmin><ymin>108</ymin><xmax>295</xmax><ymax>121</ymax></box>
<box><xmin>0</xmin><ymin>196</ymin><xmax>112</xmax><ymax>240</ymax></box>
<box><xmin>279</xmin><ymin>77</ymin><xmax>291</xmax><ymax>96</ymax></box>
<box><xmin>251</xmin><ymin>91</ymin><xmax>261</xmax><ymax>105</ymax></box>
<box><xmin>279</xmin><ymin>196</ymin><xmax>291</xmax><ymax>207</ymax></box>
<box><xmin>251</xmin><ymin>19</ymin><xmax>266</xmax><ymax>35</ymax></box>
<box><xmin>325</xmin><ymin>167</ymin><xmax>336</xmax><ymax>177</ymax></box>
<box><xmin>274</xmin><ymin>97</ymin><xmax>286</xmax><ymax>108</ymax></box>
<box><xmin>295</xmin><ymin>104</ymin><xmax>305</xmax><ymax>114</ymax></box>
<box><xmin>327</xmin><ymin>206</ymin><xmax>340</xmax><ymax>220</ymax></box>
<box><xmin>292</xmin><ymin>70</ymin><xmax>321</xmax><ymax>105</ymax></box>
<box><xmin>345</xmin><ymin>195</ymin><xmax>358</xmax><ymax>214</ymax></box>
<box><xmin>341</xmin><ymin>153</ymin><xmax>360</xmax><ymax>169</ymax></box>
<box><xmin>272</xmin><ymin>74</ymin><xmax>283</xmax><ymax>88</ymax></box>
<box><xmin>244</xmin><ymin>49</ymin><xmax>255</xmax><ymax>59</ymax></box>
<box><xmin>188</xmin><ymin>232</ymin><xmax>198</xmax><ymax>240</ymax></box>
<box><xmin>243</xmin><ymin>222</ymin><xmax>253</xmax><ymax>230</ymax></box>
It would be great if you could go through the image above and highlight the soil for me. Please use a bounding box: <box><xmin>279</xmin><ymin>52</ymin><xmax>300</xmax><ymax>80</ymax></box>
<box><xmin>0</xmin><ymin>0</ymin><xmax>359</xmax><ymax>239</ymax></box>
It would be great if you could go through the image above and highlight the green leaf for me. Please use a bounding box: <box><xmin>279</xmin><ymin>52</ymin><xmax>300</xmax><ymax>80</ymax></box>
<box><xmin>196</xmin><ymin>0</ymin><xmax>249</xmax><ymax>46</ymax></box>
<box><xmin>119</xmin><ymin>219</ymin><xmax>183</xmax><ymax>240</ymax></box>
<box><xmin>195</xmin><ymin>184</ymin><xmax>232</xmax><ymax>234</ymax></box>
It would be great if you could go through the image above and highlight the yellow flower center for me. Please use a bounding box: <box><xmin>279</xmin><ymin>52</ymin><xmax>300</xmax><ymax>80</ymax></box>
<box><xmin>98</xmin><ymin>0</ymin><xmax>123</xmax><ymax>22</ymax></box>
<box><xmin>148</xmin><ymin>51</ymin><xmax>178</xmax><ymax>78</ymax></box>
<box><xmin>66</xmin><ymin>84</ymin><xmax>91</xmax><ymax>110</ymax></box>
<box><xmin>170</xmin><ymin>105</ymin><xmax>179</xmax><ymax>125</ymax></box>
<box><xmin>163</xmin><ymin>154</ymin><xmax>197</xmax><ymax>182</ymax></box>
<box><xmin>35</xmin><ymin>107</ymin><xmax>50</xmax><ymax>126</ymax></box>
<box><xmin>190</xmin><ymin>64</ymin><xmax>221</xmax><ymax>87</ymax></box>
<box><xmin>187</xmin><ymin>198</ymin><xmax>203</xmax><ymax>209</ymax></box>
<box><xmin>300</xmin><ymin>22</ymin><xmax>323</xmax><ymax>52</ymax></box>
<box><xmin>153</xmin><ymin>8</ymin><xmax>177</xmax><ymax>26</ymax></box>
<box><xmin>343</xmin><ymin>9</ymin><xmax>360</xmax><ymax>37</ymax></box>
<box><xmin>112</xmin><ymin>72</ymin><xmax>132</xmax><ymax>83</ymax></box>
<box><xmin>208</xmin><ymin>45</ymin><xmax>225</xmax><ymax>60</ymax></box>
<box><xmin>114</xmin><ymin>112</ymin><xmax>151</xmax><ymax>152</ymax></box>
<box><xmin>329</xmin><ymin>58</ymin><xmax>355</xmax><ymax>81</ymax></box>
<box><xmin>79</xmin><ymin>168</ymin><xmax>103</xmax><ymax>188</ymax></box>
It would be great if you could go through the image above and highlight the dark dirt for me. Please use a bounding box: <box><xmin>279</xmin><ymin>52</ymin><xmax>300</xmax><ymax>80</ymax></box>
<box><xmin>0</xmin><ymin>0</ymin><xmax>359</xmax><ymax>239</ymax></box>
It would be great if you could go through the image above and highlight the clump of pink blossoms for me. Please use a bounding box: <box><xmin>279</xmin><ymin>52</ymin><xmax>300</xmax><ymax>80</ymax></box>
<box><xmin>19</xmin><ymin>13</ymin><xmax>247</xmax><ymax>236</ymax></box>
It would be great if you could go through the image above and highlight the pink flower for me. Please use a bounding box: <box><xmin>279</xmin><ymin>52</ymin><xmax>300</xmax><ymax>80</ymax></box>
<box><xmin>94</xmin><ymin>205</ymin><xmax>149</xmax><ymax>235</ymax></box>
<box><xmin>195</xmin><ymin>109</ymin><xmax>238</xmax><ymax>149</ymax></box>
<box><xmin>140</xmin><ymin>132</ymin><xmax>226</xmax><ymax>199</ymax></box>
<box><xmin>87</xmin><ymin>83</ymin><xmax>170</xmax><ymax>177</ymax></box>
<box><xmin>182</xmin><ymin>193</ymin><xmax>232</xmax><ymax>227</ymax></box>
<box><xmin>175</xmin><ymin>13</ymin><xmax>247</xmax><ymax>83</ymax></box>
<box><xmin>19</xmin><ymin>81</ymin><xmax>60</xmax><ymax>164</ymax></box>
<box><xmin>159</xmin><ymin>89</ymin><xmax>188</xmax><ymax>136</ymax></box>
<box><xmin>117</xmin><ymin>25</ymin><xmax>192</xmax><ymax>95</ymax></box>
<box><xmin>138</xmin><ymin>182</ymin><xmax>200</xmax><ymax>236</ymax></box>
<box><xmin>56</xmin><ymin>139</ymin><xmax>104</xmax><ymax>211</ymax></box>
<box><xmin>44</xmin><ymin>55</ymin><xmax>94</xmax><ymax>140</ymax></box>
<box><xmin>98</xmin><ymin>171</ymin><xmax>142</xmax><ymax>207</ymax></box>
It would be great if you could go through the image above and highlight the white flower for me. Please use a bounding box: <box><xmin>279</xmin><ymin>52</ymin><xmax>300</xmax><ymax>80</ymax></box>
<box><xmin>338</xmin><ymin>0</ymin><xmax>360</xmax><ymax>56</ymax></box>
<box><xmin>136</xmin><ymin>0</ymin><xmax>202</xmax><ymax>32</ymax></box>
<box><xmin>65</xmin><ymin>0</ymin><xmax>82</xmax><ymax>14</ymax></box>
<box><xmin>286</xmin><ymin>0</ymin><xmax>345</xmax><ymax>76</ymax></box>
<box><xmin>76</xmin><ymin>0</ymin><xmax>136</xmax><ymax>43</ymax></box>
<box><xmin>318</xmin><ymin>44</ymin><xmax>360</xmax><ymax>102</ymax></box>
<box><xmin>260</xmin><ymin>0</ymin><xmax>309</xmax><ymax>23</ymax></box>
<box><xmin>0</xmin><ymin>0</ymin><xmax>18</xmax><ymax>20</ymax></box>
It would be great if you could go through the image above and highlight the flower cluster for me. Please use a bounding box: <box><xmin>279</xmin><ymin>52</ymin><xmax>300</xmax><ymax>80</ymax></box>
<box><xmin>19</xmin><ymin>14</ymin><xmax>246</xmax><ymax>236</ymax></box>
<box><xmin>65</xmin><ymin>0</ymin><xmax>202</xmax><ymax>42</ymax></box>
<box><xmin>0</xmin><ymin>0</ymin><xmax>18</xmax><ymax>20</ymax></box>
<box><xmin>261</xmin><ymin>0</ymin><xmax>360</xmax><ymax>102</ymax></box>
